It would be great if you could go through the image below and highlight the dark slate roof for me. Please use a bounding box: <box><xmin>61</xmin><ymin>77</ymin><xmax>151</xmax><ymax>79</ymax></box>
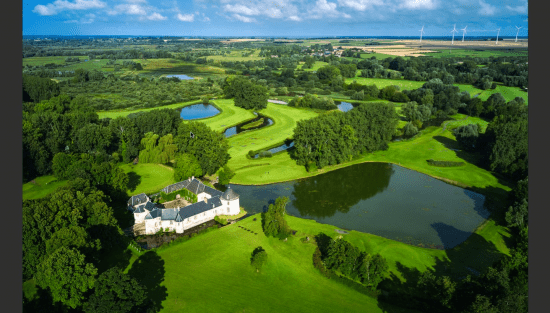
<box><xmin>161</xmin><ymin>208</ymin><xmax>179</xmax><ymax>220</ymax></box>
<box><xmin>186</xmin><ymin>178</ymin><xmax>205</xmax><ymax>195</ymax></box>
<box><xmin>175</xmin><ymin>212</ymin><xmax>184</xmax><ymax>223</ymax></box>
<box><xmin>204</xmin><ymin>186</ymin><xmax>223</xmax><ymax>197</ymax></box>
<box><xmin>177</xmin><ymin>200</ymin><xmax>217</xmax><ymax>220</ymax></box>
<box><xmin>221</xmin><ymin>186</ymin><xmax>239</xmax><ymax>201</ymax></box>
<box><xmin>133</xmin><ymin>204</ymin><xmax>146</xmax><ymax>213</ymax></box>
<box><xmin>128</xmin><ymin>193</ymin><xmax>148</xmax><ymax>206</ymax></box>
<box><xmin>209</xmin><ymin>196</ymin><xmax>222</xmax><ymax>208</ymax></box>
<box><xmin>161</xmin><ymin>181</ymin><xmax>191</xmax><ymax>194</ymax></box>
<box><xmin>145</xmin><ymin>207</ymin><xmax>162</xmax><ymax>220</ymax></box>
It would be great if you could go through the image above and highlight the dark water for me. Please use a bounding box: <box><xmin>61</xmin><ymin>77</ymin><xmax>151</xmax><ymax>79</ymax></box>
<box><xmin>166</xmin><ymin>74</ymin><xmax>194</xmax><ymax>80</ymax></box>
<box><xmin>253</xmin><ymin>141</ymin><xmax>295</xmax><ymax>158</ymax></box>
<box><xmin>229</xmin><ymin>162</ymin><xmax>488</xmax><ymax>249</ymax></box>
<box><xmin>223</xmin><ymin>113</ymin><xmax>274</xmax><ymax>137</ymax></box>
<box><xmin>335</xmin><ymin>101</ymin><xmax>355</xmax><ymax>112</ymax></box>
<box><xmin>179</xmin><ymin>103</ymin><xmax>220</xmax><ymax>120</ymax></box>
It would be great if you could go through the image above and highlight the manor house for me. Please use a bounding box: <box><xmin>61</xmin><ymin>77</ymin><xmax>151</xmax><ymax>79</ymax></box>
<box><xmin>127</xmin><ymin>177</ymin><xmax>240</xmax><ymax>235</ymax></box>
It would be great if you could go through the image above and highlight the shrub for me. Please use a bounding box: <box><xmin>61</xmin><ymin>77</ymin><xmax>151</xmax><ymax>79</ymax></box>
<box><xmin>313</xmin><ymin>246</ymin><xmax>330</xmax><ymax>277</ymax></box>
<box><xmin>402</xmin><ymin>122</ymin><xmax>419</xmax><ymax>138</ymax></box>
<box><xmin>248</xmin><ymin>150</ymin><xmax>256</xmax><ymax>158</ymax></box>
<box><xmin>306</xmin><ymin>161</ymin><xmax>318</xmax><ymax>172</ymax></box>
<box><xmin>200</xmin><ymin>95</ymin><xmax>209</xmax><ymax>104</ymax></box>
<box><xmin>250</xmin><ymin>247</ymin><xmax>268</xmax><ymax>272</ymax></box>
<box><xmin>426</xmin><ymin>159</ymin><xmax>465</xmax><ymax>167</ymax></box>
<box><xmin>214</xmin><ymin>216</ymin><xmax>228</xmax><ymax>226</ymax></box>
<box><xmin>259</xmin><ymin>151</ymin><xmax>272</xmax><ymax>158</ymax></box>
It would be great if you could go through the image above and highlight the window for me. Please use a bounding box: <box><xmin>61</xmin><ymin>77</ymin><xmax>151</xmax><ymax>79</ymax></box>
<box><xmin>194</xmin><ymin>216</ymin><xmax>197</xmax><ymax>220</ymax></box>
<box><xmin>227</xmin><ymin>207</ymin><xmax>230</xmax><ymax>213</ymax></box>
<box><xmin>170</xmin><ymin>220</ymin><xmax>173</xmax><ymax>225</ymax></box>
<box><xmin>227</xmin><ymin>201</ymin><xmax>230</xmax><ymax>205</ymax></box>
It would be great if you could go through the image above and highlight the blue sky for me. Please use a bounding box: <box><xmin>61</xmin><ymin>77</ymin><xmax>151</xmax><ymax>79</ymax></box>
<box><xmin>23</xmin><ymin>0</ymin><xmax>528</xmax><ymax>37</ymax></box>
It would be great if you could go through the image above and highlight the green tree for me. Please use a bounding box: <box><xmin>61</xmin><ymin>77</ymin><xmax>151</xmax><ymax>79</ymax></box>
<box><xmin>45</xmin><ymin>225</ymin><xmax>100</xmax><ymax>257</ymax></box>
<box><xmin>261</xmin><ymin>196</ymin><xmax>291</xmax><ymax>238</ymax></box>
<box><xmin>218</xmin><ymin>165</ymin><xmax>236</xmax><ymax>185</ymax></box>
<box><xmin>83</xmin><ymin>267</ymin><xmax>146</xmax><ymax>313</ymax></box>
<box><xmin>505</xmin><ymin>199</ymin><xmax>528</xmax><ymax>229</ymax></box>
<box><xmin>173</xmin><ymin>153</ymin><xmax>203</xmax><ymax>181</ymax></box>
<box><xmin>250</xmin><ymin>247</ymin><xmax>268</xmax><ymax>273</ymax></box>
<box><xmin>359</xmin><ymin>253</ymin><xmax>389</xmax><ymax>288</ymax></box>
<box><xmin>316</xmin><ymin>65</ymin><xmax>341</xmax><ymax>81</ymax></box>
<box><xmin>35</xmin><ymin>246</ymin><xmax>98</xmax><ymax>309</ymax></box>
<box><xmin>402</xmin><ymin>122</ymin><xmax>418</xmax><ymax>137</ymax></box>
<box><xmin>454</xmin><ymin>124</ymin><xmax>480</xmax><ymax>151</ymax></box>
<box><xmin>174</xmin><ymin>121</ymin><xmax>230</xmax><ymax>175</ymax></box>
<box><xmin>324</xmin><ymin>237</ymin><xmax>362</xmax><ymax>278</ymax></box>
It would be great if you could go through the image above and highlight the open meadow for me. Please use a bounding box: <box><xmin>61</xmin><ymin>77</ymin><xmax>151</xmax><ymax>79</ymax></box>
<box><xmin>22</xmin><ymin>175</ymin><xmax>68</xmax><ymax>201</ymax></box>
<box><xmin>116</xmin><ymin>212</ymin><xmax>509</xmax><ymax>313</ymax></box>
<box><xmin>120</xmin><ymin>163</ymin><xmax>176</xmax><ymax>195</ymax></box>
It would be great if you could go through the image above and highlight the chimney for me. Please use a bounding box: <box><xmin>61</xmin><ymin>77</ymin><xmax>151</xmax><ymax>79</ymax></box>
<box><xmin>204</xmin><ymin>198</ymin><xmax>207</xmax><ymax>203</ymax></box>
<box><xmin>188</xmin><ymin>177</ymin><xmax>191</xmax><ymax>182</ymax></box>
<box><xmin>192</xmin><ymin>176</ymin><xmax>194</xmax><ymax>180</ymax></box>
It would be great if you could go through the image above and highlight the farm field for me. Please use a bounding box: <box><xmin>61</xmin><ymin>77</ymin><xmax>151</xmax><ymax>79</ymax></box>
<box><xmin>97</xmin><ymin>99</ymin><xmax>201</xmax><ymax>119</ymax></box>
<box><xmin>298</xmin><ymin>60</ymin><xmax>329</xmax><ymax>71</ymax></box>
<box><xmin>136</xmin><ymin>58</ymin><xmax>226</xmax><ymax>77</ymax></box>
<box><xmin>23</xmin><ymin>56</ymin><xmax>87</xmax><ymax>66</ymax></box>
<box><xmin>120</xmin><ymin>213</ymin><xmax>509</xmax><ymax>313</ymax></box>
<box><xmin>22</xmin><ymin>175</ymin><xmax>68</xmax><ymax>201</ymax></box>
<box><xmin>207</xmin><ymin>49</ymin><xmax>264</xmax><ymax>62</ymax></box>
<box><xmin>120</xmin><ymin>163</ymin><xmax>176</xmax><ymax>196</ymax></box>
<box><xmin>424</xmin><ymin>48</ymin><xmax>528</xmax><ymax>58</ymax></box>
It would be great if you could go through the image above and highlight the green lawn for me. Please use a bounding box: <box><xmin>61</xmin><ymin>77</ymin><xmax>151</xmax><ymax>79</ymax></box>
<box><xmin>344</xmin><ymin>77</ymin><xmax>425</xmax><ymax>91</ymax></box>
<box><xmin>359</xmin><ymin>52</ymin><xmax>410</xmax><ymax>60</ymax></box>
<box><xmin>195</xmin><ymin>99</ymin><xmax>256</xmax><ymax>132</ymax></box>
<box><xmin>120</xmin><ymin>163</ymin><xmax>176</xmax><ymax>196</ymax></box>
<box><xmin>229</xmin><ymin>112</ymin><xmax>513</xmax><ymax>196</ymax></box>
<box><xmin>23</xmin><ymin>56</ymin><xmax>87</xmax><ymax>66</ymax></box>
<box><xmin>23</xmin><ymin>175</ymin><xmax>68</xmax><ymax>201</ymax></box>
<box><xmin>123</xmin><ymin>212</ymin><xmax>509</xmax><ymax>312</ymax></box>
<box><xmin>224</xmin><ymin>103</ymin><xmax>319</xmax><ymax>180</ymax></box>
<box><xmin>445</xmin><ymin>114</ymin><xmax>490</xmax><ymax>133</ymax></box>
<box><xmin>298</xmin><ymin>61</ymin><xmax>330</xmax><ymax>71</ymax></box>
<box><xmin>428</xmin><ymin>49</ymin><xmax>528</xmax><ymax>59</ymax></box>
<box><xmin>97</xmin><ymin>100</ymin><xmax>201</xmax><ymax>119</ymax></box>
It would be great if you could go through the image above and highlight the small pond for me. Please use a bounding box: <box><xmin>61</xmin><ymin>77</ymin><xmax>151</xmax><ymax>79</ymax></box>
<box><xmin>229</xmin><ymin>162</ymin><xmax>489</xmax><ymax>249</ymax></box>
<box><xmin>224</xmin><ymin>113</ymin><xmax>274</xmax><ymax>138</ymax></box>
<box><xmin>166</xmin><ymin>74</ymin><xmax>194</xmax><ymax>80</ymax></box>
<box><xmin>178</xmin><ymin>103</ymin><xmax>220</xmax><ymax>120</ymax></box>
<box><xmin>335</xmin><ymin>101</ymin><xmax>355</xmax><ymax>112</ymax></box>
<box><xmin>253</xmin><ymin>141</ymin><xmax>294</xmax><ymax>158</ymax></box>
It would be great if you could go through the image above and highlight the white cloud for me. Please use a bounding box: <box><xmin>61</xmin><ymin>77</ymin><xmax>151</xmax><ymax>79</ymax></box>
<box><xmin>147</xmin><ymin>12</ymin><xmax>167</xmax><ymax>20</ymax></box>
<box><xmin>33</xmin><ymin>0</ymin><xmax>106</xmax><ymax>16</ymax></box>
<box><xmin>478</xmin><ymin>0</ymin><xmax>496</xmax><ymax>16</ymax></box>
<box><xmin>506</xmin><ymin>0</ymin><xmax>527</xmax><ymax>14</ymax></box>
<box><xmin>399</xmin><ymin>0</ymin><xmax>437</xmax><ymax>10</ymax></box>
<box><xmin>115</xmin><ymin>4</ymin><xmax>147</xmax><ymax>15</ymax></box>
<box><xmin>308</xmin><ymin>0</ymin><xmax>348</xmax><ymax>19</ymax></box>
<box><xmin>177</xmin><ymin>13</ymin><xmax>195</xmax><ymax>21</ymax></box>
<box><xmin>337</xmin><ymin>0</ymin><xmax>383</xmax><ymax>11</ymax></box>
<box><xmin>287</xmin><ymin>15</ymin><xmax>302</xmax><ymax>21</ymax></box>
<box><xmin>203</xmin><ymin>16</ymin><xmax>211</xmax><ymax>21</ymax></box>
<box><xmin>233</xmin><ymin>13</ymin><xmax>256</xmax><ymax>23</ymax></box>
<box><xmin>224</xmin><ymin>4</ymin><xmax>260</xmax><ymax>16</ymax></box>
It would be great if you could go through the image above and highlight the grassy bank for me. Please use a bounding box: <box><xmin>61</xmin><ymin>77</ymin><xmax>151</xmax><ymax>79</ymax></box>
<box><xmin>224</xmin><ymin>103</ymin><xmax>319</xmax><ymax>177</ymax></box>
<box><xmin>23</xmin><ymin>175</ymin><xmax>68</xmax><ymax>201</ymax></box>
<box><xmin>122</xmin><ymin>213</ymin><xmax>509</xmax><ymax>312</ymax></box>
<box><xmin>97</xmin><ymin>99</ymin><xmax>202</xmax><ymax>119</ymax></box>
<box><xmin>120</xmin><ymin>163</ymin><xmax>176</xmax><ymax>196</ymax></box>
<box><xmin>195</xmin><ymin>99</ymin><xmax>256</xmax><ymax>132</ymax></box>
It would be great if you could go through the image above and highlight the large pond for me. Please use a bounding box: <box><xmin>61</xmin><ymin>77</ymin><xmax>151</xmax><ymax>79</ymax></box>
<box><xmin>166</xmin><ymin>74</ymin><xmax>194</xmax><ymax>80</ymax></box>
<box><xmin>228</xmin><ymin>162</ymin><xmax>489</xmax><ymax>249</ymax></box>
<box><xmin>223</xmin><ymin>113</ymin><xmax>274</xmax><ymax>137</ymax></box>
<box><xmin>179</xmin><ymin>103</ymin><xmax>220</xmax><ymax>120</ymax></box>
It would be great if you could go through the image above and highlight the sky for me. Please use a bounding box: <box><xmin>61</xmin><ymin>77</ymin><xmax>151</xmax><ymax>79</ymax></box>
<box><xmin>23</xmin><ymin>0</ymin><xmax>529</xmax><ymax>37</ymax></box>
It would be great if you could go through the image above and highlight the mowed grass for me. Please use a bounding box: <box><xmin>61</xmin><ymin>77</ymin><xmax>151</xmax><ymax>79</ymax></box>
<box><xmin>146</xmin><ymin>215</ymin><xmax>418</xmax><ymax>313</ymax></box>
<box><xmin>298</xmin><ymin>61</ymin><xmax>329</xmax><ymax>71</ymax></box>
<box><xmin>446</xmin><ymin>114</ymin><xmax>490</xmax><ymax>133</ymax></box>
<box><xmin>224</xmin><ymin>103</ymin><xmax>319</xmax><ymax>180</ymax></box>
<box><xmin>137</xmin><ymin>58</ymin><xmax>226</xmax><ymax>76</ymax></box>
<box><xmin>195</xmin><ymin>99</ymin><xmax>256</xmax><ymax>132</ymax></box>
<box><xmin>207</xmin><ymin>49</ymin><xmax>264</xmax><ymax>62</ymax></box>
<box><xmin>230</xmin><ymin>112</ymin><xmax>512</xmax><ymax>194</ymax></box>
<box><xmin>344</xmin><ymin>77</ymin><xmax>425</xmax><ymax>91</ymax></box>
<box><xmin>97</xmin><ymin>100</ymin><xmax>201</xmax><ymax>119</ymax></box>
<box><xmin>137</xmin><ymin>213</ymin><xmax>509</xmax><ymax>312</ymax></box>
<box><xmin>23</xmin><ymin>56</ymin><xmax>87</xmax><ymax>66</ymax></box>
<box><xmin>23</xmin><ymin>175</ymin><xmax>68</xmax><ymax>201</ymax></box>
<box><xmin>120</xmin><ymin>163</ymin><xmax>176</xmax><ymax>196</ymax></box>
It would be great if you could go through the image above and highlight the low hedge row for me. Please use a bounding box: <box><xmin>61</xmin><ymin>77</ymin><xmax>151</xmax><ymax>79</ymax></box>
<box><xmin>426</xmin><ymin>159</ymin><xmax>465</xmax><ymax>167</ymax></box>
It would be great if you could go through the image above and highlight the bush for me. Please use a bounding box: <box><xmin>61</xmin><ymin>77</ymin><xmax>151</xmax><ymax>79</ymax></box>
<box><xmin>259</xmin><ymin>151</ymin><xmax>272</xmax><ymax>158</ymax></box>
<box><xmin>306</xmin><ymin>161</ymin><xmax>318</xmax><ymax>172</ymax></box>
<box><xmin>426</xmin><ymin>159</ymin><xmax>465</xmax><ymax>167</ymax></box>
<box><xmin>313</xmin><ymin>246</ymin><xmax>330</xmax><ymax>277</ymax></box>
<box><xmin>200</xmin><ymin>95</ymin><xmax>209</xmax><ymax>104</ymax></box>
<box><xmin>248</xmin><ymin>150</ymin><xmax>256</xmax><ymax>158</ymax></box>
<box><xmin>250</xmin><ymin>247</ymin><xmax>268</xmax><ymax>272</ymax></box>
<box><xmin>214</xmin><ymin>216</ymin><xmax>228</xmax><ymax>226</ymax></box>
<box><xmin>403</xmin><ymin>122</ymin><xmax>419</xmax><ymax>138</ymax></box>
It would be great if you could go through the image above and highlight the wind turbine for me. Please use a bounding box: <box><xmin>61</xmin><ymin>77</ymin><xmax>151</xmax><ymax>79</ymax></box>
<box><xmin>515</xmin><ymin>26</ymin><xmax>522</xmax><ymax>42</ymax></box>
<box><xmin>451</xmin><ymin>24</ymin><xmax>458</xmax><ymax>45</ymax></box>
<box><xmin>495</xmin><ymin>27</ymin><xmax>501</xmax><ymax>44</ymax></box>
<box><xmin>419</xmin><ymin>25</ymin><xmax>425</xmax><ymax>43</ymax></box>
<box><xmin>461</xmin><ymin>26</ymin><xmax>467</xmax><ymax>42</ymax></box>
